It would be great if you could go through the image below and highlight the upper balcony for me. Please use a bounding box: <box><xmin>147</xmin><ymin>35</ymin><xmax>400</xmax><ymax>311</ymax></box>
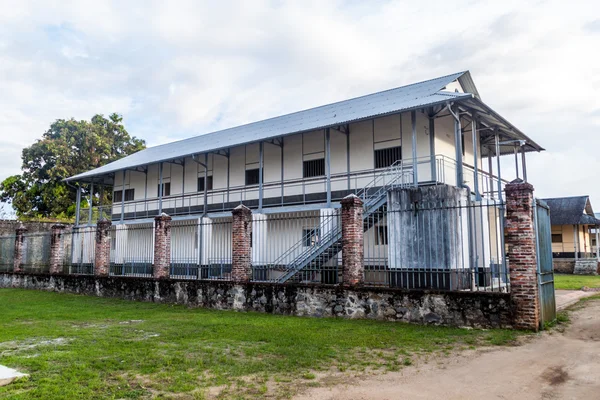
<box><xmin>77</xmin><ymin>154</ymin><xmax>510</xmax><ymax>226</ymax></box>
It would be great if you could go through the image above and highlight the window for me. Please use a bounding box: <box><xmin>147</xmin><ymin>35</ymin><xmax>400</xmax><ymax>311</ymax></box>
<box><xmin>197</xmin><ymin>176</ymin><xmax>213</xmax><ymax>192</ymax></box>
<box><xmin>374</xmin><ymin>146</ymin><xmax>402</xmax><ymax>169</ymax></box>
<box><xmin>552</xmin><ymin>234</ymin><xmax>562</xmax><ymax>243</ymax></box>
<box><xmin>303</xmin><ymin>228</ymin><xmax>320</xmax><ymax>247</ymax></box>
<box><xmin>303</xmin><ymin>158</ymin><xmax>325</xmax><ymax>178</ymax></box>
<box><xmin>245</xmin><ymin>169</ymin><xmax>261</xmax><ymax>185</ymax></box>
<box><xmin>374</xmin><ymin>225</ymin><xmax>388</xmax><ymax>245</ymax></box>
<box><xmin>157</xmin><ymin>182</ymin><xmax>171</xmax><ymax>197</ymax></box>
<box><xmin>113</xmin><ymin>189</ymin><xmax>134</xmax><ymax>202</ymax></box>
<box><xmin>124</xmin><ymin>189</ymin><xmax>134</xmax><ymax>201</ymax></box>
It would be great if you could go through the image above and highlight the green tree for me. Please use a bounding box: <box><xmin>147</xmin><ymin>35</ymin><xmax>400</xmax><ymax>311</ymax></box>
<box><xmin>0</xmin><ymin>113</ymin><xmax>145</xmax><ymax>219</ymax></box>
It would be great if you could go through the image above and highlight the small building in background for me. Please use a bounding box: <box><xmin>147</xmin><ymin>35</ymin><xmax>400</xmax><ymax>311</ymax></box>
<box><xmin>543</xmin><ymin>196</ymin><xmax>600</xmax><ymax>275</ymax></box>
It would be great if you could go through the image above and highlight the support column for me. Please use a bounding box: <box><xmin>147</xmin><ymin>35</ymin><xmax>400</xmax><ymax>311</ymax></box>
<box><xmin>455</xmin><ymin>112</ymin><xmax>464</xmax><ymax>187</ymax></box>
<box><xmin>158</xmin><ymin>163</ymin><xmax>164</xmax><ymax>215</ymax></box>
<box><xmin>325</xmin><ymin>128</ymin><xmax>331</xmax><ymax>207</ymax></box>
<box><xmin>94</xmin><ymin>219</ymin><xmax>112</xmax><ymax>276</ymax></box>
<box><xmin>120</xmin><ymin>170</ymin><xmax>126</xmax><ymax>223</ymax></box>
<box><xmin>505</xmin><ymin>180</ymin><xmax>540</xmax><ymax>331</ymax></box>
<box><xmin>13</xmin><ymin>224</ymin><xmax>27</xmax><ymax>272</ymax></box>
<box><xmin>231</xmin><ymin>204</ymin><xmax>252</xmax><ymax>283</ymax></box>
<box><xmin>75</xmin><ymin>185</ymin><xmax>82</xmax><ymax>226</ymax></box>
<box><xmin>341</xmin><ymin>194</ymin><xmax>364</xmax><ymax>286</ymax></box>
<box><xmin>429</xmin><ymin>111</ymin><xmax>436</xmax><ymax>182</ymax></box>
<box><xmin>153</xmin><ymin>213</ymin><xmax>172</xmax><ymax>279</ymax></box>
<box><xmin>259</xmin><ymin>142</ymin><xmax>264</xmax><ymax>210</ymax></box>
<box><xmin>472</xmin><ymin>117</ymin><xmax>480</xmax><ymax>200</ymax></box>
<box><xmin>88</xmin><ymin>182</ymin><xmax>94</xmax><ymax>226</ymax></box>
<box><xmin>411</xmin><ymin>110</ymin><xmax>418</xmax><ymax>187</ymax></box>
<box><xmin>49</xmin><ymin>224</ymin><xmax>66</xmax><ymax>274</ymax></box>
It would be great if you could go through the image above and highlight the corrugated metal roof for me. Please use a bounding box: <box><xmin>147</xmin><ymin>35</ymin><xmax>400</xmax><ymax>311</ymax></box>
<box><xmin>542</xmin><ymin>196</ymin><xmax>600</xmax><ymax>226</ymax></box>
<box><xmin>67</xmin><ymin>72</ymin><xmax>472</xmax><ymax>181</ymax></box>
<box><xmin>67</xmin><ymin>70</ymin><xmax>541</xmax><ymax>182</ymax></box>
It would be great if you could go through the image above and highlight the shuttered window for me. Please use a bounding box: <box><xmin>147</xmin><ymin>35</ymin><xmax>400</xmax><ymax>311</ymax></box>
<box><xmin>374</xmin><ymin>146</ymin><xmax>401</xmax><ymax>169</ymax></box>
<box><xmin>197</xmin><ymin>176</ymin><xmax>213</xmax><ymax>192</ymax></box>
<box><xmin>157</xmin><ymin>182</ymin><xmax>171</xmax><ymax>197</ymax></box>
<box><xmin>113</xmin><ymin>189</ymin><xmax>134</xmax><ymax>202</ymax></box>
<box><xmin>245</xmin><ymin>169</ymin><xmax>260</xmax><ymax>185</ymax></box>
<box><xmin>303</xmin><ymin>158</ymin><xmax>325</xmax><ymax>178</ymax></box>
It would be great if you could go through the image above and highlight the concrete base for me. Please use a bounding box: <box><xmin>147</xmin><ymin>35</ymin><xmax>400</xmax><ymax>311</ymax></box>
<box><xmin>555</xmin><ymin>290</ymin><xmax>599</xmax><ymax>311</ymax></box>
<box><xmin>573</xmin><ymin>259</ymin><xmax>599</xmax><ymax>275</ymax></box>
<box><xmin>0</xmin><ymin>365</ymin><xmax>28</xmax><ymax>387</ymax></box>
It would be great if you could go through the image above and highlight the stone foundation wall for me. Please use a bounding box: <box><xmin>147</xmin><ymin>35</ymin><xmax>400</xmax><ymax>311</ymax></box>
<box><xmin>553</xmin><ymin>259</ymin><xmax>575</xmax><ymax>274</ymax></box>
<box><xmin>574</xmin><ymin>259</ymin><xmax>599</xmax><ymax>275</ymax></box>
<box><xmin>0</xmin><ymin>273</ymin><xmax>513</xmax><ymax>329</ymax></box>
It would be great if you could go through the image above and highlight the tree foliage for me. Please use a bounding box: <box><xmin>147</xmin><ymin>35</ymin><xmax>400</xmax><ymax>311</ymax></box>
<box><xmin>0</xmin><ymin>113</ymin><xmax>145</xmax><ymax>219</ymax></box>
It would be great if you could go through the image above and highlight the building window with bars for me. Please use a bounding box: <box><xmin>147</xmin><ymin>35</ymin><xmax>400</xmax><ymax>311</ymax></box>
<box><xmin>374</xmin><ymin>225</ymin><xmax>388</xmax><ymax>245</ymax></box>
<box><xmin>113</xmin><ymin>188</ymin><xmax>134</xmax><ymax>203</ymax></box>
<box><xmin>374</xmin><ymin>146</ymin><xmax>401</xmax><ymax>169</ymax></box>
<box><xmin>197</xmin><ymin>176</ymin><xmax>213</xmax><ymax>192</ymax></box>
<box><xmin>302</xmin><ymin>228</ymin><xmax>320</xmax><ymax>247</ymax></box>
<box><xmin>245</xmin><ymin>169</ymin><xmax>261</xmax><ymax>185</ymax></box>
<box><xmin>303</xmin><ymin>158</ymin><xmax>325</xmax><ymax>178</ymax></box>
<box><xmin>157</xmin><ymin>182</ymin><xmax>171</xmax><ymax>197</ymax></box>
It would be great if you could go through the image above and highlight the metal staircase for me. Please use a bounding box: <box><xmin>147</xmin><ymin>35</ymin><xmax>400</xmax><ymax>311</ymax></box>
<box><xmin>271</xmin><ymin>160</ymin><xmax>414</xmax><ymax>283</ymax></box>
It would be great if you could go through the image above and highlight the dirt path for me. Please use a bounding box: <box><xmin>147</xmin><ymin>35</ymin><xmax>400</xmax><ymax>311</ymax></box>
<box><xmin>295</xmin><ymin>299</ymin><xmax>600</xmax><ymax>400</ymax></box>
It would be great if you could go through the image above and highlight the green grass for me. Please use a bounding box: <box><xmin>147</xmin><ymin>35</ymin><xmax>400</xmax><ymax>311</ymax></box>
<box><xmin>0</xmin><ymin>289</ymin><xmax>522</xmax><ymax>399</ymax></box>
<box><xmin>554</xmin><ymin>273</ymin><xmax>600</xmax><ymax>290</ymax></box>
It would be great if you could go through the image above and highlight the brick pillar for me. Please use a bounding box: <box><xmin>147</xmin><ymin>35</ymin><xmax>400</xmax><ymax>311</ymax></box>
<box><xmin>153</xmin><ymin>213</ymin><xmax>172</xmax><ymax>279</ymax></box>
<box><xmin>94</xmin><ymin>219</ymin><xmax>112</xmax><ymax>276</ymax></box>
<box><xmin>231</xmin><ymin>205</ymin><xmax>252</xmax><ymax>283</ymax></box>
<box><xmin>505</xmin><ymin>180</ymin><xmax>540</xmax><ymax>331</ymax></box>
<box><xmin>341</xmin><ymin>194</ymin><xmax>364</xmax><ymax>286</ymax></box>
<box><xmin>13</xmin><ymin>224</ymin><xmax>28</xmax><ymax>272</ymax></box>
<box><xmin>49</xmin><ymin>224</ymin><xmax>66</xmax><ymax>274</ymax></box>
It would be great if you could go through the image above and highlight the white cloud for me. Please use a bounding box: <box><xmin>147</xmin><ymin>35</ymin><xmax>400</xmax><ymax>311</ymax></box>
<box><xmin>0</xmin><ymin>0</ymin><xmax>599</xmax><ymax>203</ymax></box>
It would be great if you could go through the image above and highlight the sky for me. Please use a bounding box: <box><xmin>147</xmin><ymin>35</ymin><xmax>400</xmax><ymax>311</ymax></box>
<box><xmin>0</xmin><ymin>0</ymin><xmax>599</xmax><ymax>210</ymax></box>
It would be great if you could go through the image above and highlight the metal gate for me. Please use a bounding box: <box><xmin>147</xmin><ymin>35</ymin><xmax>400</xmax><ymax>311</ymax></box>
<box><xmin>534</xmin><ymin>199</ymin><xmax>556</xmax><ymax>329</ymax></box>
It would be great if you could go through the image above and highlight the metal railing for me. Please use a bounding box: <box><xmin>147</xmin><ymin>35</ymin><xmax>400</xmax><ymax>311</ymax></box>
<box><xmin>92</xmin><ymin>155</ymin><xmax>462</xmax><ymax>224</ymax></box>
<box><xmin>363</xmin><ymin>199</ymin><xmax>508</xmax><ymax>292</ymax></box>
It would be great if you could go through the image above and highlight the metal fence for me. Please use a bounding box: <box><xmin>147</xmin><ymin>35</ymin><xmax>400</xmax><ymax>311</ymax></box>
<box><xmin>170</xmin><ymin>218</ymin><xmax>232</xmax><ymax>280</ymax></box>
<box><xmin>251</xmin><ymin>211</ymin><xmax>341</xmax><ymax>284</ymax></box>
<box><xmin>110</xmin><ymin>223</ymin><xmax>154</xmax><ymax>277</ymax></box>
<box><xmin>0</xmin><ymin>198</ymin><xmax>508</xmax><ymax>292</ymax></box>
<box><xmin>363</xmin><ymin>198</ymin><xmax>508</xmax><ymax>292</ymax></box>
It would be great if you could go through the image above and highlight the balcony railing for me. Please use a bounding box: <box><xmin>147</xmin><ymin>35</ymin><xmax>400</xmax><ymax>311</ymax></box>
<box><xmin>78</xmin><ymin>154</ymin><xmax>508</xmax><ymax>225</ymax></box>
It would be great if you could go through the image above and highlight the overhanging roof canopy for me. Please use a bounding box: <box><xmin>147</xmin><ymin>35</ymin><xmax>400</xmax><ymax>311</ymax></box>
<box><xmin>67</xmin><ymin>71</ymin><xmax>543</xmax><ymax>183</ymax></box>
<box><xmin>542</xmin><ymin>196</ymin><xmax>600</xmax><ymax>226</ymax></box>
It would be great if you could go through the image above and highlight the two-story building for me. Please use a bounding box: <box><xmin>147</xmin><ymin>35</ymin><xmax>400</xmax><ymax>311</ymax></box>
<box><xmin>66</xmin><ymin>71</ymin><xmax>543</xmax><ymax>287</ymax></box>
